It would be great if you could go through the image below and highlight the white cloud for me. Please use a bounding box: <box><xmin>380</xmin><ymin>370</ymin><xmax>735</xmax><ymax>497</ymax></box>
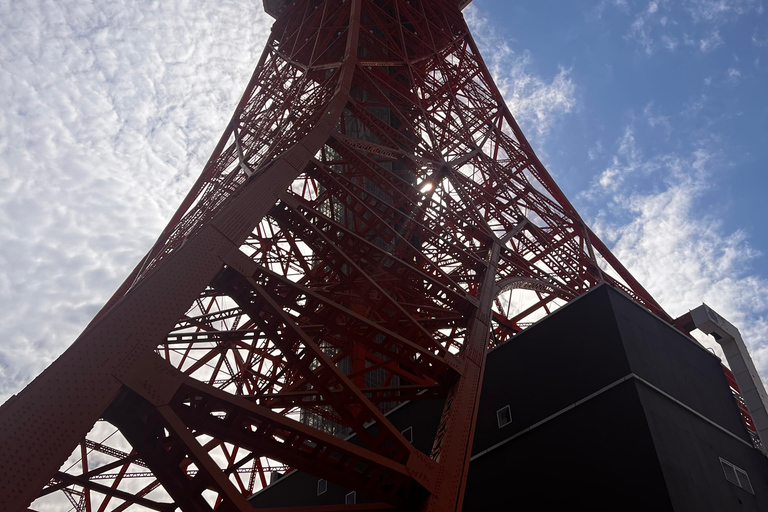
<box><xmin>588</xmin><ymin>140</ymin><xmax>605</xmax><ymax>161</ymax></box>
<box><xmin>590</xmin><ymin>0</ymin><xmax>632</xmax><ymax>21</ymax></box>
<box><xmin>627</xmin><ymin>12</ymin><xmax>656</xmax><ymax>54</ymax></box>
<box><xmin>465</xmin><ymin>7</ymin><xmax>576</xmax><ymax>137</ymax></box>
<box><xmin>588</xmin><ymin>112</ymin><xmax>671</xmax><ymax>196</ymax></box>
<box><xmin>685</xmin><ymin>0</ymin><xmax>759</xmax><ymax>23</ymax></box>
<box><xmin>615</xmin><ymin>0</ymin><xmax>760</xmax><ymax>54</ymax></box>
<box><xmin>699</xmin><ymin>30</ymin><xmax>724</xmax><ymax>52</ymax></box>
<box><xmin>0</xmin><ymin>0</ymin><xmax>272</xmax><ymax>403</ymax></box>
<box><xmin>661</xmin><ymin>34</ymin><xmax>679</xmax><ymax>50</ymax></box>
<box><xmin>642</xmin><ymin>101</ymin><xmax>672</xmax><ymax>134</ymax></box>
<box><xmin>596</xmin><ymin>125</ymin><xmax>643</xmax><ymax>192</ymax></box>
<box><xmin>590</xmin><ymin>131</ymin><xmax>768</xmax><ymax>381</ymax></box>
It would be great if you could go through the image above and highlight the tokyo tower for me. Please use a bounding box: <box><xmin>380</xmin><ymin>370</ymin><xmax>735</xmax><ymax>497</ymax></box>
<box><xmin>0</xmin><ymin>0</ymin><xmax>675</xmax><ymax>511</ymax></box>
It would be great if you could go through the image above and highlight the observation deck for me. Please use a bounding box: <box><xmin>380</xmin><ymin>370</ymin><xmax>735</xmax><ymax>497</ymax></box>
<box><xmin>264</xmin><ymin>0</ymin><xmax>473</xmax><ymax>18</ymax></box>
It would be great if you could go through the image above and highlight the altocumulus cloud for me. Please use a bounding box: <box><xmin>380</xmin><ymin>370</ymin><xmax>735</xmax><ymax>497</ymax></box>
<box><xmin>0</xmin><ymin>2</ymin><xmax>578</xmax><ymax>404</ymax></box>
<box><xmin>8</xmin><ymin>1</ymin><xmax>759</xmax><ymax>409</ymax></box>
<box><xmin>5</xmin><ymin>0</ymin><xmax>766</xmax><ymax>509</ymax></box>
<box><xmin>0</xmin><ymin>0</ymin><xmax>272</xmax><ymax>403</ymax></box>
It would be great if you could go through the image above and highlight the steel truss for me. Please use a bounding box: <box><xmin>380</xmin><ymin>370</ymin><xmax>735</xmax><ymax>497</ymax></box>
<box><xmin>1</xmin><ymin>1</ymin><xmax>669</xmax><ymax>511</ymax></box>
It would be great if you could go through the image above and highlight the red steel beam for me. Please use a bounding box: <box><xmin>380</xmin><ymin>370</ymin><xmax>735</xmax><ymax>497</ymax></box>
<box><xmin>0</xmin><ymin>2</ymin><xmax>671</xmax><ymax>511</ymax></box>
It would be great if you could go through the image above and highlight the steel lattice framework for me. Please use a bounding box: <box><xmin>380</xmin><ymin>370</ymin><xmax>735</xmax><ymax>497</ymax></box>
<box><xmin>0</xmin><ymin>1</ymin><xmax>670</xmax><ymax>511</ymax></box>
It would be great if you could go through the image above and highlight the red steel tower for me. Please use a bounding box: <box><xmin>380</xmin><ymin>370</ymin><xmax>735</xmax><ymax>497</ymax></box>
<box><xmin>0</xmin><ymin>1</ymin><xmax>670</xmax><ymax>511</ymax></box>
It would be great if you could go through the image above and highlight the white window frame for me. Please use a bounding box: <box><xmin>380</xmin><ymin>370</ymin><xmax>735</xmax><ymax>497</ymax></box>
<box><xmin>496</xmin><ymin>405</ymin><xmax>512</xmax><ymax>428</ymax></box>
<box><xmin>317</xmin><ymin>478</ymin><xmax>327</xmax><ymax>496</ymax></box>
<box><xmin>345</xmin><ymin>491</ymin><xmax>357</xmax><ymax>504</ymax></box>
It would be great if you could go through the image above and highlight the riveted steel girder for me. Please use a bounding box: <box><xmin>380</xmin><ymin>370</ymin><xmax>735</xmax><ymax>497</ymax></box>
<box><xmin>0</xmin><ymin>1</ymin><xmax>668</xmax><ymax>511</ymax></box>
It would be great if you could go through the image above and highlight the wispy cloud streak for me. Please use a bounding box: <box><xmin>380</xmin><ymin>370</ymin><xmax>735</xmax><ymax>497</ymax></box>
<box><xmin>617</xmin><ymin>0</ymin><xmax>761</xmax><ymax>54</ymax></box>
<box><xmin>588</xmin><ymin>127</ymin><xmax>768</xmax><ymax>376</ymax></box>
<box><xmin>465</xmin><ymin>6</ymin><xmax>576</xmax><ymax>138</ymax></box>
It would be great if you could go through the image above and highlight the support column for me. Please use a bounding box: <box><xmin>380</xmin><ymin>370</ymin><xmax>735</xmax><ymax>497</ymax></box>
<box><xmin>689</xmin><ymin>304</ymin><xmax>768</xmax><ymax>452</ymax></box>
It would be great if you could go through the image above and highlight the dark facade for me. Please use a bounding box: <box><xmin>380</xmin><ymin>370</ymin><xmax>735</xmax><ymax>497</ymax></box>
<box><xmin>249</xmin><ymin>285</ymin><xmax>768</xmax><ymax>511</ymax></box>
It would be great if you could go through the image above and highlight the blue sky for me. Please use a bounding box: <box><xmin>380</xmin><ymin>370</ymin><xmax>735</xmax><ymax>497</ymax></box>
<box><xmin>469</xmin><ymin>0</ymin><xmax>768</xmax><ymax>373</ymax></box>
<box><xmin>476</xmin><ymin>0</ymin><xmax>768</xmax><ymax>235</ymax></box>
<box><xmin>0</xmin><ymin>0</ymin><xmax>767</xmax><ymax>409</ymax></box>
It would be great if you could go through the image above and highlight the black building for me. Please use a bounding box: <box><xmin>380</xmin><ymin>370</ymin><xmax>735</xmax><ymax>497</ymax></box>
<box><xmin>248</xmin><ymin>285</ymin><xmax>768</xmax><ymax>511</ymax></box>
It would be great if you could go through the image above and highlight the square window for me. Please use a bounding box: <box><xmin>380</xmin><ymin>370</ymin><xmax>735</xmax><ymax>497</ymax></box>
<box><xmin>317</xmin><ymin>479</ymin><xmax>327</xmax><ymax>496</ymax></box>
<box><xmin>720</xmin><ymin>458</ymin><xmax>754</xmax><ymax>494</ymax></box>
<box><xmin>721</xmin><ymin>460</ymin><xmax>739</xmax><ymax>486</ymax></box>
<box><xmin>497</xmin><ymin>405</ymin><xmax>512</xmax><ymax>428</ymax></box>
<box><xmin>736</xmin><ymin>468</ymin><xmax>754</xmax><ymax>494</ymax></box>
<box><xmin>345</xmin><ymin>491</ymin><xmax>356</xmax><ymax>504</ymax></box>
<box><xmin>402</xmin><ymin>426</ymin><xmax>413</xmax><ymax>443</ymax></box>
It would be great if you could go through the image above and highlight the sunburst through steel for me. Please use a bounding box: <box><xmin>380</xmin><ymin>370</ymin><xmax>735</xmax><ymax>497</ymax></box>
<box><xmin>0</xmin><ymin>1</ymin><xmax>670</xmax><ymax>511</ymax></box>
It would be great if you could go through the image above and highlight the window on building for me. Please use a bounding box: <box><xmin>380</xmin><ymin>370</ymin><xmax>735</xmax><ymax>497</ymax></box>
<box><xmin>317</xmin><ymin>479</ymin><xmax>327</xmax><ymax>496</ymax></box>
<box><xmin>402</xmin><ymin>426</ymin><xmax>413</xmax><ymax>443</ymax></box>
<box><xmin>497</xmin><ymin>405</ymin><xmax>512</xmax><ymax>428</ymax></box>
<box><xmin>720</xmin><ymin>458</ymin><xmax>754</xmax><ymax>494</ymax></box>
<box><xmin>345</xmin><ymin>491</ymin><xmax>357</xmax><ymax>504</ymax></box>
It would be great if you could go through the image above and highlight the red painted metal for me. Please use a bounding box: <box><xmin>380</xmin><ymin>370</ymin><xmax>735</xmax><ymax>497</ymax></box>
<box><xmin>723</xmin><ymin>365</ymin><xmax>759</xmax><ymax>434</ymax></box>
<box><xmin>0</xmin><ymin>1</ymin><xmax>670</xmax><ymax>511</ymax></box>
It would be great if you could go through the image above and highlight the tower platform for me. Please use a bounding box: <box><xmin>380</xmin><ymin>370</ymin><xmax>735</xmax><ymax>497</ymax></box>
<box><xmin>248</xmin><ymin>284</ymin><xmax>768</xmax><ymax>511</ymax></box>
<box><xmin>263</xmin><ymin>0</ymin><xmax>474</xmax><ymax>18</ymax></box>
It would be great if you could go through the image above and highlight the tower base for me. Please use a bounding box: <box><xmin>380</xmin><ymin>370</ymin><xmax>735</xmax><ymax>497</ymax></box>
<box><xmin>249</xmin><ymin>285</ymin><xmax>768</xmax><ymax>511</ymax></box>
